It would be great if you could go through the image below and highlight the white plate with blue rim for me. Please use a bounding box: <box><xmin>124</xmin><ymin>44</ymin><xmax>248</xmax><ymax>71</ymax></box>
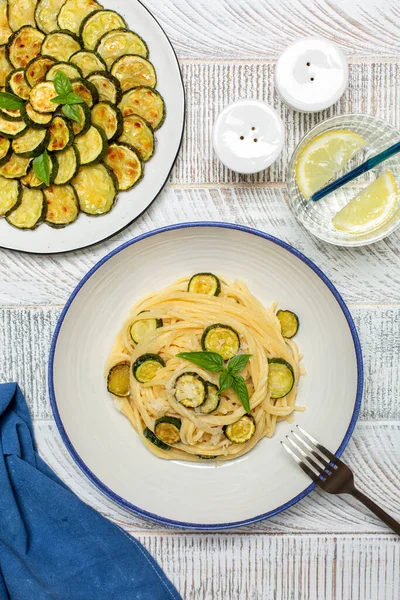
<box><xmin>49</xmin><ymin>223</ymin><xmax>363</xmax><ymax>529</ymax></box>
<box><xmin>0</xmin><ymin>0</ymin><xmax>184</xmax><ymax>254</ymax></box>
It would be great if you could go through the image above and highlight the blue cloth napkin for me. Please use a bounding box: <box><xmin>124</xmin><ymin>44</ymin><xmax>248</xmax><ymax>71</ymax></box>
<box><xmin>0</xmin><ymin>383</ymin><xmax>182</xmax><ymax>600</ymax></box>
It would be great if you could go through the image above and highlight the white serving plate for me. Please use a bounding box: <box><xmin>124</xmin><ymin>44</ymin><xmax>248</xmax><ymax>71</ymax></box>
<box><xmin>0</xmin><ymin>0</ymin><xmax>184</xmax><ymax>254</ymax></box>
<box><xmin>49</xmin><ymin>223</ymin><xmax>363</xmax><ymax>529</ymax></box>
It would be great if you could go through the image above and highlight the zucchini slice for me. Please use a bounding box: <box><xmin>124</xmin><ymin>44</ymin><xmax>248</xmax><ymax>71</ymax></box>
<box><xmin>196</xmin><ymin>455</ymin><xmax>218</xmax><ymax>460</ymax></box>
<box><xmin>111</xmin><ymin>54</ymin><xmax>156</xmax><ymax>92</ymax></box>
<box><xmin>87</xmin><ymin>71</ymin><xmax>121</xmax><ymax>104</ymax></box>
<box><xmin>0</xmin><ymin>176</ymin><xmax>21</xmax><ymax>215</ymax></box>
<box><xmin>143</xmin><ymin>427</ymin><xmax>170</xmax><ymax>451</ymax></box>
<box><xmin>21</xmin><ymin>152</ymin><xmax>58</xmax><ymax>187</ymax></box>
<box><xmin>12</xmin><ymin>127</ymin><xmax>49</xmax><ymax>157</ymax></box>
<box><xmin>74</xmin><ymin>124</ymin><xmax>106</xmax><ymax>165</ymax></box>
<box><xmin>104</xmin><ymin>142</ymin><xmax>142</xmax><ymax>191</ymax></box>
<box><xmin>58</xmin><ymin>0</ymin><xmax>102</xmax><ymax>35</ymax></box>
<box><xmin>133</xmin><ymin>353</ymin><xmax>165</xmax><ymax>383</ymax></box>
<box><xmin>5</xmin><ymin>68</ymin><xmax>31</xmax><ymax>100</ymax></box>
<box><xmin>107</xmin><ymin>362</ymin><xmax>130</xmax><ymax>397</ymax></box>
<box><xmin>188</xmin><ymin>273</ymin><xmax>221</xmax><ymax>296</ymax></box>
<box><xmin>8</xmin><ymin>0</ymin><xmax>37</xmax><ymax>31</ymax></box>
<box><xmin>91</xmin><ymin>101</ymin><xmax>122</xmax><ymax>140</ymax></box>
<box><xmin>21</xmin><ymin>102</ymin><xmax>53</xmax><ymax>128</ymax></box>
<box><xmin>35</xmin><ymin>0</ymin><xmax>66</xmax><ymax>34</ymax></box>
<box><xmin>154</xmin><ymin>417</ymin><xmax>181</xmax><ymax>445</ymax></box>
<box><xmin>72</xmin><ymin>162</ymin><xmax>116</xmax><ymax>214</ymax></box>
<box><xmin>0</xmin><ymin>0</ymin><xmax>12</xmax><ymax>45</ymax></box>
<box><xmin>29</xmin><ymin>81</ymin><xmax>58</xmax><ymax>113</ymax></box>
<box><xmin>0</xmin><ymin>106</ymin><xmax>21</xmax><ymax>122</ymax></box>
<box><xmin>25</xmin><ymin>55</ymin><xmax>56</xmax><ymax>87</ymax></box>
<box><xmin>7</xmin><ymin>26</ymin><xmax>44</xmax><ymax>69</ymax></box>
<box><xmin>47</xmin><ymin>115</ymin><xmax>73</xmax><ymax>152</ymax></box>
<box><xmin>0</xmin><ymin>44</ymin><xmax>12</xmax><ymax>87</ymax></box>
<box><xmin>129</xmin><ymin>314</ymin><xmax>163</xmax><ymax>344</ymax></box>
<box><xmin>118</xmin><ymin>114</ymin><xmax>154</xmax><ymax>162</ymax></box>
<box><xmin>71</xmin><ymin>77</ymin><xmax>98</xmax><ymax>106</ymax></box>
<box><xmin>0</xmin><ymin>134</ymin><xmax>11</xmax><ymax>164</ymax></box>
<box><xmin>46</xmin><ymin>61</ymin><xmax>83</xmax><ymax>81</ymax></box>
<box><xmin>0</xmin><ymin>153</ymin><xmax>31</xmax><ymax>177</ymax></box>
<box><xmin>6</xmin><ymin>186</ymin><xmax>45</xmax><ymax>229</ymax></box>
<box><xmin>118</xmin><ymin>87</ymin><xmax>165</xmax><ymax>130</ymax></box>
<box><xmin>202</xmin><ymin>324</ymin><xmax>240</xmax><ymax>361</ymax></box>
<box><xmin>70</xmin><ymin>101</ymin><xmax>91</xmax><ymax>136</ymax></box>
<box><xmin>53</xmin><ymin>144</ymin><xmax>79</xmax><ymax>184</ymax></box>
<box><xmin>41</xmin><ymin>31</ymin><xmax>81</xmax><ymax>62</ymax></box>
<box><xmin>174</xmin><ymin>372</ymin><xmax>206</xmax><ymax>408</ymax></box>
<box><xmin>44</xmin><ymin>183</ymin><xmax>79</xmax><ymax>226</ymax></box>
<box><xmin>200</xmin><ymin>382</ymin><xmax>220</xmax><ymax>414</ymax></box>
<box><xmin>276</xmin><ymin>310</ymin><xmax>299</xmax><ymax>339</ymax></box>
<box><xmin>0</xmin><ymin>115</ymin><xmax>27</xmax><ymax>138</ymax></box>
<box><xmin>96</xmin><ymin>29</ymin><xmax>148</xmax><ymax>69</ymax></box>
<box><xmin>267</xmin><ymin>358</ymin><xmax>294</xmax><ymax>399</ymax></box>
<box><xmin>70</xmin><ymin>50</ymin><xmax>105</xmax><ymax>77</ymax></box>
<box><xmin>81</xmin><ymin>10</ymin><xmax>127</xmax><ymax>51</ymax></box>
<box><xmin>223</xmin><ymin>415</ymin><xmax>256</xmax><ymax>444</ymax></box>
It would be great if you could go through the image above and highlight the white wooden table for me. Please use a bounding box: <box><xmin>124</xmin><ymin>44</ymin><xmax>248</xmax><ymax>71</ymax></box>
<box><xmin>1</xmin><ymin>1</ymin><xmax>399</xmax><ymax>598</ymax></box>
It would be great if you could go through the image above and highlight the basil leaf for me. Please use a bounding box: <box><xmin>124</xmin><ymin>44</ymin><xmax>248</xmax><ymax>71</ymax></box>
<box><xmin>53</xmin><ymin>70</ymin><xmax>72</xmax><ymax>97</ymax></box>
<box><xmin>176</xmin><ymin>351</ymin><xmax>224</xmax><ymax>373</ymax></box>
<box><xmin>33</xmin><ymin>150</ymin><xmax>50</xmax><ymax>186</ymax></box>
<box><xmin>218</xmin><ymin>370</ymin><xmax>233</xmax><ymax>394</ymax></box>
<box><xmin>0</xmin><ymin>92</ymin><xmax>24</xmax><ymax>110</ymax></box>
<box><xmin>62</xmin><ymin>103</ymin><xmax>81</xmax><ymax>123</ymax></box>
<box><xmin>50</xmin><ymin>94</ymin><xmax>68</xmax><ymax>104</ymax></box>
<box><xmin>231</xmin><ymin>374</ymin><xmax>250</xmax><ymax>413</ymax></box>
<box><xmin>65</xmin><ymin>92</ymin><xmax>83</xmax><ymax>105</ymax></box>
<box><xmin>227</xmin><ymin>354</ymin><xmax>252</xmax><ymax>374</ymax></box>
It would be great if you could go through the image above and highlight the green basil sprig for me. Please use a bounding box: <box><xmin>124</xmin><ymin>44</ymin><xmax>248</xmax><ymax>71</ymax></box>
<box><xmin>33</xmin><ymin>150</ymin><xmax>51</xmax><ymax>186</ymax></box>
<box><xmin>51</xmin><ymin>71</ymin><xmax>83</xmax><ymax>123</ymax></box>
<box><xmin>0</xmin><ymin>91</ymin><xmax>24</xmax><ymax>111</ymax></box>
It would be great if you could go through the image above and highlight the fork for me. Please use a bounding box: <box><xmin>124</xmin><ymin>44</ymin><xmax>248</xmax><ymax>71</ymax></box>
<box><xmin>282</xmin><ymin>425</ymin><xmax>400</xmax><ymax>535</ymax></box>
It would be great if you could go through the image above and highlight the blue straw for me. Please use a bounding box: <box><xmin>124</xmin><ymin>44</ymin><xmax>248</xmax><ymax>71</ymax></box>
<box><xmin>311</xmin><ymin>141</ymin><xmax>400</xmax><ymax>201</ymax></box>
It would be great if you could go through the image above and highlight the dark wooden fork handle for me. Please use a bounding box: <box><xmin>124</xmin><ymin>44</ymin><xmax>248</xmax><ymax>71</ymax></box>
<box><xmin>351</xmin><ymin>488</ymin><xmax>400</xmax><ymax>535</ymax></box>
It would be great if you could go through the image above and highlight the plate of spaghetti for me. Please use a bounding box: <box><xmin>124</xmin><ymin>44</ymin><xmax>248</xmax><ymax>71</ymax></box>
<box><xmin>49</xmin><ymin>223</ymin><xmax>363</xmax><ymax>528</ymax></box>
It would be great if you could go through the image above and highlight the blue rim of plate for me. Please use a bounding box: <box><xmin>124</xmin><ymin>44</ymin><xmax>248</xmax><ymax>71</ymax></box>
<box><xmin>48</xmin><ymin>222</ymin><xmax>364</xmax><ymax>530</ymax></box>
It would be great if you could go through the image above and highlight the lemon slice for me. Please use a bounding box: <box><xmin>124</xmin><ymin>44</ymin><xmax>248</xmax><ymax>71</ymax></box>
<box><xmin>296</xmin><ymin>130</ymin><xmax>366</xmax><ymax>198</ymax></box>
<box><xmin>332</xmin><ymin>170</ymin><xmax>398</xmax><ymax>234</ymax></box>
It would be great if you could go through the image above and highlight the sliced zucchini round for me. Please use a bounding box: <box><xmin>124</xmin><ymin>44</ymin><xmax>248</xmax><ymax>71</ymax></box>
<box><xmin>74</xmin><ymin>124</ymin><xmax>107</xmax><ymax>165</ymax></box>
<box><xmin>47</xmin><ymin>116</ymin><xmax>73</xmax><ymax>152</ymax></box>
<box><xmin>267</xmin><ymin>358</ymin><xmax>295</xmax><ymax>399</ymax></box>
<box><xmin>71</xmin><ymin>101</ymin><xmax>91</xmax><ymax>137</ymax></box>
<box><xmin>12</xmin><ymin>127</ymin><xmax>49</xmax><ymax>157</ymax></box>
<box><xmin>202</xmin><ymin>324</ymin><xmax>240</xmax><ymax>361</ymax></box>
<box><xmin>196</xmin><ymin>455</ymin><xmax>218</xmax><ymax>460</ymax></box>
<box><xmin>174</xmin><ymin>372</ymin><xmax>206</xmax><ymax>408</ymax></box>
<box><xmin>54</xmin><ymin>145</ymin><xmax>79</xmax><ymax>184</ymax></box>
<box><xmin>7</xmin><ymin>26</ymin><xmax>44</xmax><ymax>69</ymax></box>
<box><xmin>154</xmin><ymin>416</ymin><xmax>181</xmax><ymax>445</ymax></box>
<box><xmin>0</xmin><ymin>0</ymin><xmax>12</xmax><ymax>45</ymax></box>
<box><xmin>96</xmin><ymin>29</ymin><xmax>148</xmax><ymax>68</ymax></box>
<box><xmin>107</xmin><ymin>362</ymin><xmax>130</xmax><ymax>397</ymax></box>
<box><xmin>111</xmin><ymin>54</ymin><xmax>156</xmax><ymax>92</ymax></box>
<box><xmin>87</xmin><ymin>71</ymin><xmax>121</xmax><ymax>104</ymax></box>
<box><xmin>46</xmin><ymin>61</ymin><xmax>83</xmax><ymax>82</ymax></box>
<box><xmin>0</xmin><ymin>176</ymin><xmax>21</xmax><ymax>215</ymax></box>
<box><xmin>200</xmin><ymin>382</ymin><xmax>220</xmax><ymax>414</ymax></box>
<box><xmin>20</xmin><ymin>152</ymin><xmax>58</xmax><ymax>187</ymax></box>
<box><xmin>119</xmin><ymin>114</ymin><xmax>154</xmax><ymax>162</ymax></box>
<box><xmin>72</xmin><ymin>162</ymin><xmax>117</xmax><ymax>214</ymax></box>
<box><xmin>0</xmin><ymin>153</ymin><xmax>31</xmax><ymax>178</ymax></box>
<box><xmin>57</xmin><ymin>0</ymin><xmax>102</xmax><ymax>35</ymax></box>
<box><xmin>223</xmin><ymin>415</ymin><xmax>256</xmax><ymax>443</ymax></box>
<box><xmin>71</xmin><ymin>78</ymin><xmax>98</xmax><ymax>107</ymax></box>
<box><xmin>29</xmin><ymin>81</ymin><xmax>58</xmax><ymax>113</ymax></box>
<box><xmin>21</xmin><ymin>102</ymin><xmax>53</xmax><ymax>129</ymax></box>
<box><xmin>80</xmin><ymin>10</ymin><xmax>127</xmax><ymax>51</ymax></box>
<box><xmin>70</xmin><ymin>50</ymin><xmax>106</xmax><ymax>77</ymax></box>
<box><xmin>35</xmin><ymin>0</ymin><xmax>67</xmax><ymax>35</ymax></box>
<box><xmin>118</xmin><ymin>87</ymin><xmax>165</xmax><ymax>130</ymax></box>
<box><xmin>129</xmin><ymin>314</ymin><xmax>163</xmax><ymax>344</ymax></box>
<box><xmin>8</xmin><ymin>0</ymin><xmax>37</xmax><ymax>31</ymax></box>
<box><xmin>0</xmin><ymin>106</ymin><xmax>21</xmax><ymax>122</ymax></box>
<box><xmin>143</xmin><ymin>427</ymin><xmax>170</xmax><ymax>451</ymax></box>
<box><xmin>276</xmin><ymin>310</ymin><xmax>299</xmax><ymax>339</ymax></box>
<box><xmin>0</xmin><ymin>115</ymin><xmax>27</xmax><ymax>138</ymax></box>
<box><xmin>40</xmin><ymin>30</ymin><xmax>81</xmax><ymax>62</ymax></box>
<box><xmin>0</xmin><ymin>134</ymin><xmax>11</xmax><ymax>165</ymax></box>
<box><xmin>188</xmin><ymin>273</ymin><xmax>221</xmax><ymax>296</ymax></box>
<box><xmin>90</xmin><ymin>101</ymin><xmax>123</xmax><ymax>141</ymax></box>
<box><xmin>6</xmin><ymin>186</ymin><xmax>44</xmax><ymax>228</ymax></box>
<box><xmin>44</xmin><ymin>183</ymin><xmax>79</xmax><ymax>227</ymax></box>
<box><xmin>104</xmin><ymin>142</ymin><xmax>142</xmax><ymax>191</ymax></box>
<box><xmin>25</xmin><ymin>55</ymin><xmax>56</xmax><ymax>87</ymax></box>
<box><xmin>133</xmin><ymin>353</ymin><xmax>165</xmax><ymax>383</ymax></box>
<box><xmin>5</xmin><ymin>68</ymin><xmax>31</xmax><ymax>100</ymax></box>
<box><xmin>0</xmin><ymin>44</ymin><xmax>12</xmax><ymax>87</ymax></box>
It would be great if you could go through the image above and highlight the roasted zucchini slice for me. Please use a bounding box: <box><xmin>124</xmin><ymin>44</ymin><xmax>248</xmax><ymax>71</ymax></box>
<box><xmin>154</xmin><ymin>417</ymin><xmax>181</xmax><ymax>445</ymax></box>
<box><xmin>276</xmin><ymin>310</ymin><xmax>299</xmax><ymax>339</ymax></box>
<box><xmin>47</xmin><ymin>116</ymin><xmax>73</xmax><ymax>152</ymax></box>
<box><xmin>58</xmin><ymin>0</ymin><xmax>102</xmax><ymax>35</ymax></box>
<box><xmin>202</xmin><ymin>324</ymin><xmax>240</xmax><ymax>360</ymax></box>
<box><xmin>0</xmin><ymin>153</ymin><xmax>31</xmax><ymax>177</ymax></box>
<box><xmin>70</xmin><ymin>50</ymin><xmax>106</xmax><ymax>77</ymax></box>
<box><xmin>0</xmin><ymin>115</ymin><xmax>27</xmax><ymax>138</ymax></box>
<box><xmin>104</xmin><ymin>142</ymin><xmax>142</xmax><ymax>191</ymax></box>
<box><xmin>129</xmin><ymin>314</ymin><xmax>163</xmax><ymax>344</ymax></box>
<box><xmin>6</xmin><ymin>186</ymin><xmax>45</xmax><ymax>229</ymax></box>
<box><xmin>8</xmin><ymin>0</ymin><xmax>37</xmax><ymax>31</ymax></box>
<box><xmin>25</xmin><ymin>55</ymin><xmax>56</xmax><ymax>87</ymax></box>
<box><xmin>7</xmin><ymin>26</ymin><xmax>44</xmax><ymax>69</ymax></box>
<box><xmin>74</xmin><ymin>124</ymin><xmax>107</xmax><ymax>165</ymax></box>
<box><xmin>0</xmin><ymin>134</ymin><xmax>11</xmax><ymax>164</ymax></box>
<box><xmin>21</xmin><ymin>152</ymin><xmax>58</xmax><ymax>187</ymax></box>
<box><xmin>268</xmin><ymin>358</ymin><xmax>294</xmax><ymax>399</ymax></box>
<box><xmin>41</xmin><ymin>31</ymin><xmax>81</xmax><ymax>62</ymax></box>
<box><xmin>87</xmin><ymin>71</ymin><xmax>121</xmax><ymax>104</ymax></box>
<box><xmin>46</xmin><ymin>61</ymin><xmax>83</xmax><ymax>81</ymax></box>
<box><xmin>143</xmin><ymin>427</ymin><xmax>170</xmax><ymax>451</ymax></box>
<box><xmin>12</xmin><ymin>127</ymin><xmax>49</xmax><ymax>157</ymax></box>
<box><xmin>0</xmin><ymin>45</ymin><xmax>12</xmax><ymax>87</ymax></box>
<box><xmin>174</xmin><ymin>372</ymin><xmax>206</xmax><ymax>408</ymax></box>
<box><xmin>0</xmin><ymin>176</ymin><xmax>21</xmax><ymax>215</ymax></box>
<box><xmin>0</xmin><ymin>0</ymin><xmax>12</xmax><ymax>45</ymax></box>
<box><xmin>188</xmin><ymin>273</ymin><xmax>221</xmax><ymax>296</ymax></box>
<box><xmin>133</xmin><ymin>353</ymin><xmax>165</xmax><ymax>383</ymax></box>
<box><xmin>70</xmin><ymin>101</ymin><xmax>91</xmax><ymax>136</ymax></box>
<box><xmin>90</xmin><ymin>101</ymin><xmax>122</xmax><ymax>140</ymax></box>
<box><xmin>81</xmin><ymin>10</ymin><xmax>127</xmax><ymax>51</ymax></box>
<box><xmin>21</xmin><ymin>102</ymin><xmax>53</xmax><ymax>129</ymax></box>
<box><xmin>44</xmin><ymin>183</ymin><xmax>79</xmax><ymax>226</ymax></box>
<box><xmin>29</xmin><ymin>81</ymin><xmax>58</xmax><ymax>113</ymax></box>
<box><xmin>0</xmin><ymin>106</ymin><xmax>21</xmax><ymax>122</ymax></box>
<box><xmin>111</xmin><ymin>54</ymin><xmax>156</xmax><ymax>92</ymax></box>
<box><xmin>71</xmin><ymin>78</ymin><xmax>98</xmax><ymax>106</ymax></box>
<box><xmin>72</xmin><ymin>162</ymin><xmax>117</xmax><ymax>214</ymax></box>
<box><xmin>119</xmin><ymin>87</ymin><xmax>165</xmax><ymax>130</ymax></box>
<box><xmin>53</xmin><ymin>145</ymin><xmax>79</xmax><ymax>184</ymax></box>
<box><xmin>118</xmin><ymin>114</ymin><xmax>154</xmax><ymax>162</ymax></box>
<box><xmin>107</xmin><ymin>362</ymin><xmax>130</xmax><ymax>397</ymax></box>
<box><xmin>96</xmin><ymin>29</ymin><xmax>148</xmax><ymax>68</ymax></box>
<box><xmin>6</xmin><ymin>68</ymin><xmax>31</xmax><ymax>100</ymax></box>
<box><xmin>200</xmin><ymin>382</ymin><xmax>220</xmax><ymax>414</ymax></box>
<box><xmin>223</xmin><ymin>415</ymin><xmax>256</xmax><ymax>443</ymax></box>
<box><xmin>35</xmin><ymin>0</ymin><xmax>66</xmax><ymax>34</ymax></box>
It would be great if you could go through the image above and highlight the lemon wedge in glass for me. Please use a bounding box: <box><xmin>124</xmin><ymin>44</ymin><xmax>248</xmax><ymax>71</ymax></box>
<box><xmin>332</xmin><ymin>170</ymin><xmax>398</xmax><ymax>234</ymax></box>
<box><xmin>296</xmin><ymin>130</ymin><xmax>366</xmax><ymax>198</ymax></box>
